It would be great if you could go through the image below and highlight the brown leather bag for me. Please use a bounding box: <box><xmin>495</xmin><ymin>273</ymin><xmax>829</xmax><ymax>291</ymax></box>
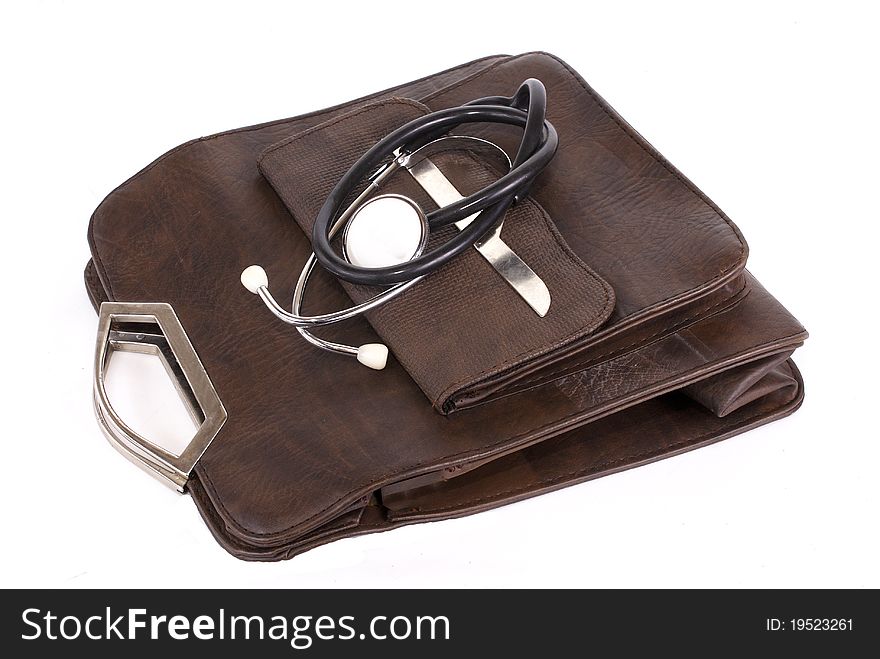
<box><xmin>85</xmin><ymin>52</ymin><xmax>806</xmax><ymax>560</ymax></box>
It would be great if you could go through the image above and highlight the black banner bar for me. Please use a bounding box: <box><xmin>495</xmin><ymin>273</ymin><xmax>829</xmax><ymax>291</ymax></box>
<box><xmin>2</xmin><ymin>589</ymin><xmax>874</xmax><ymax>656</ymax></box>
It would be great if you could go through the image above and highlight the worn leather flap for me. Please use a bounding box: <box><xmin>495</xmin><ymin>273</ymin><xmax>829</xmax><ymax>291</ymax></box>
<box><xmin>259</xmin><ymin>98</ymin><xmax>615</xmax><ymax>412</ymax></box>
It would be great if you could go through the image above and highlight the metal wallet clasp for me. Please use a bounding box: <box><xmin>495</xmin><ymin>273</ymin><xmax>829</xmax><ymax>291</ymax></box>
<box><xmin>92</xmin><ymin>302</ymin><xmax>227</xmax><ymax>492</ymax></box>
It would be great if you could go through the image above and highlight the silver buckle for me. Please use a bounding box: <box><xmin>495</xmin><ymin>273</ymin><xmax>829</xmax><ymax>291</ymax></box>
<box><xmin>93</xmin><ymin>302</ymin><xmax>227</xmax><ymax>492</ymax></box>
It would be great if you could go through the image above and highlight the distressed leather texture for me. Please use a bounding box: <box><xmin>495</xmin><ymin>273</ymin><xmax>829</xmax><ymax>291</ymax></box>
<box><xmin>85</xmin><ymin>52</ymin><xmax>807</xmax><ymax>560</ymax></box>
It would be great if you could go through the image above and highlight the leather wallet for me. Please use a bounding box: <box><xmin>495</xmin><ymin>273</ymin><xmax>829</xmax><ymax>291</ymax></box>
<box><xmin>85</xmin><ymin>52</ymin><xmax>807</xmax><ymax>560</ymax></box>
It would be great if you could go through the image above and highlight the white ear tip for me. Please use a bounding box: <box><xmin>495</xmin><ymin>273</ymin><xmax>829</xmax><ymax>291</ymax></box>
<box><xmin>356</xmin><ymin>343</ymin><xmax>388</xmax><ymax>370</ymax></box>
<box><xmin>241</xmin><ymin>265</ymin><xmax>268</xmax><ymax>294</ymax></box>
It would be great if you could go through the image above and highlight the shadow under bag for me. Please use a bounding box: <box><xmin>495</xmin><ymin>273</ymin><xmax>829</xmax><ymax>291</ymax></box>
<box><xmin>85</xmin><ymin>52</ymin><xmax>807</xmax><ymax>560</ymax></box>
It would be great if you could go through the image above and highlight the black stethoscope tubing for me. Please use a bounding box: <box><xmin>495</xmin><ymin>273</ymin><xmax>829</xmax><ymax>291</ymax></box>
<box><xmin>310</xmin><ymin>79</ymin><xmax>557</xmax><ymax>286</ymax></box>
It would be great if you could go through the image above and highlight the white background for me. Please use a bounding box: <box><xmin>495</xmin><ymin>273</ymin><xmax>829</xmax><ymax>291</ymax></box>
<box><xmin>1</xmin><ymin>1</ymin><xmax>877</xmax><ymax>588</ymax></box>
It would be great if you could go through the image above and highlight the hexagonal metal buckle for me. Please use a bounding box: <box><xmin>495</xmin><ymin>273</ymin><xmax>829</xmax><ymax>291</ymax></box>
<box><xmin>93</xmin><ymin>302</ymin><xmax>227</xmax><ymax>492</ymax></box>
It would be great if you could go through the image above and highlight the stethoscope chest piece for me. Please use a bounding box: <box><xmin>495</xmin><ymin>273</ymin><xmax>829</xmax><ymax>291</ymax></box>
<box><xmin>342</xmin><ymin>194</ymin><xmax>428</xmax><ymax>269</ymax></box>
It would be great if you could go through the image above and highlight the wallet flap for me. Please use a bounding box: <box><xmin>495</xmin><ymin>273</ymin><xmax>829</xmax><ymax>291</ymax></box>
<box><xmin>258</xmin><ymin>98</ymin><xmax>615</xmax><ymax>412</ymax></box>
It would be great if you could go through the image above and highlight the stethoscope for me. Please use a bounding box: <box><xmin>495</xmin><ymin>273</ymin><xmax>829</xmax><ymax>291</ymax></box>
<box><xmin>241</xmin><ymin>79</ymin><xmax>557</xmax><ymax>370</ymax></box>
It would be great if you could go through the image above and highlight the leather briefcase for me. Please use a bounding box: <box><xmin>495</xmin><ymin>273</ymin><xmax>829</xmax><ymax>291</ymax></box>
<box><xmin>86</xmin><ymin>52</ymin><xmax>807</xmax><ymax>560</ymax></box>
